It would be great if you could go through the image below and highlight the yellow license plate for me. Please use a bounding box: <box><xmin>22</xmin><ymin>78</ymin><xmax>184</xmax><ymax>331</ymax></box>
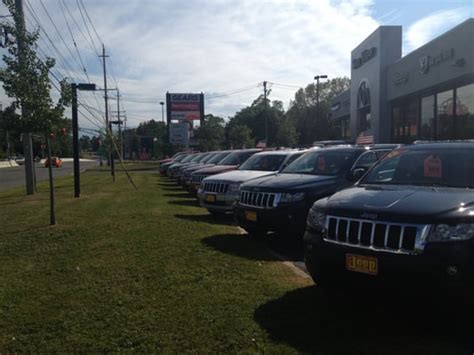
<box><xmin>206</xmin><ymin>194</ymin><xmax>216</xmax><ymax>203</ymax></box>
<box><xmin>245</xmin><ymin>211</ymin><xmax>257</xmax><ymax>222</ymax></box>
<box><xmin>346</xmin><ymin>254</ymin><xmax>378</xmax><ymax>275</ymax></box>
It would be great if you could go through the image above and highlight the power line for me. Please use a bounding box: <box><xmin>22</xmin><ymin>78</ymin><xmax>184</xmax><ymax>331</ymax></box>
<box><xmin>24</xmin><ymin>1</ymin><xmax>105</xmax><ymax>121</ymax></box>
<box><xmin>58</xmin><ymin>0</ymin><xmax>90</xmax><ymax>82</ymax></box>
<box><xmin>75</xmin><ymin>0</ymin><xmax>100</xmax><ymax>54</ymax></box>
<box><xmin>61</xmin><ymin>0</ymin><xmax>101</xmax><ymax>61</ymax></box>
<box><xmin>37</xmin><ymin>0</ymin><xmax>87</xmax><ymax>77</ymax></box>
<box><xmin>78</xmin><ymin>0</ymin><xmax>102</xmax><ymax>46</ymax></box>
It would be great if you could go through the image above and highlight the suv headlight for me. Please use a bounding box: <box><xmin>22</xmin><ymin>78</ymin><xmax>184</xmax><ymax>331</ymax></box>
<box><xmin>307</xmin><ymin>210</ymin><xmax>327</xmax><ymax>230</ymax></box>
<box><xmin>280</xmin><ymin>192</ymin><xmax>305</xmax><ymax>203</ymax></box>
<box><xmin>228</xmin><ymin>183</ymin><xmax>240</xmax><ymax>193</ymax></box>
<box><xmin>428</xmin><ymin>224</ymin><xmax>474</xmax><ymax>242</ymax></box>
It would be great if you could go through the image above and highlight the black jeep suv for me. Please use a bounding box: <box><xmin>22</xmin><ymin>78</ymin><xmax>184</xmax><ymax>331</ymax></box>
<box><xmin>304</xmin><ymin>142</ymin><xmax>474</xmax><ymax>290</ymax></box>
<box><xmin>234</xmin><ymin>146</ymin><xmax>394</xmax><ymax>238</ymax></box>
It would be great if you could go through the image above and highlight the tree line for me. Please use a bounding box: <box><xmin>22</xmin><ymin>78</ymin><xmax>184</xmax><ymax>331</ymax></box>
<box><xmin>109</xmin><ymin>77</ymin><xmax>350</xmax><ymax>159</ymax></box>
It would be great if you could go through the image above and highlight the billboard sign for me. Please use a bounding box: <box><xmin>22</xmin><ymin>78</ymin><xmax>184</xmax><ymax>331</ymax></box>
<box><xmin>169</xmin><ymin>122</ymin><xmax>190</xmax><ymax>146</ymax></box>
<box><xmin>166</xmin><ymin>92</ymin><xmax>204</xmax><ymax>123</ymax></box>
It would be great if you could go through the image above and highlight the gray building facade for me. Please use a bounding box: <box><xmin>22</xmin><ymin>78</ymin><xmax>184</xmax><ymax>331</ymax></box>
<box><xmin>333</xmin><ymin>18</ymin><xmax>474</xmax><ymax>143</ymax></box>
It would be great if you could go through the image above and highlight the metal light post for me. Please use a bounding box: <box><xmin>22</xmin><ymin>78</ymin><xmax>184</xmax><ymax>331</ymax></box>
<box><xmin>314</xmin><ymin>75</ymin><xmax>328</xmax><ymax>142</ymax></box>
<box><xmin>314</xmin><ymin>75</ymin><xmax>328</xmax><ymax>109</ymax></box>
<box><xmin>160</xmin><ymin>101</ymin><xmax>165</xmax><ymax>123</ymax></box>
<box><xmin>71</xmin><ymin>82</ymin><xmax>96</xmax><ymax>198</ymax></box>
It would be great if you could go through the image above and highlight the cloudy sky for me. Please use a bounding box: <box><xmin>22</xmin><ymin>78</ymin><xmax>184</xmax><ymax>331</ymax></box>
<box><xmin>0</xmin><ymin>0</ymin><xmax>472</xmax><ymax>131</ymax></box>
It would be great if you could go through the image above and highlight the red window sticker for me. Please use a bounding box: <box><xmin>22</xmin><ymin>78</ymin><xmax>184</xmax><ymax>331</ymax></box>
<box><xmin>317</xmin><ymin>156</ymin><xmax>326</xmax><ymax>171</ymax></box>
<box><xmin>423</xmin><ymin>154</ymin><xmax>442</xmax><ymax>178</ymax></box>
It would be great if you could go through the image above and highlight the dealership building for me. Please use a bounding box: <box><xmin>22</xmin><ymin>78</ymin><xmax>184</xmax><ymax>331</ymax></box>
<box><xmin>330</xmin><ymin>18</ymin><xmax>474</xmax><ymax>143</ymax></box>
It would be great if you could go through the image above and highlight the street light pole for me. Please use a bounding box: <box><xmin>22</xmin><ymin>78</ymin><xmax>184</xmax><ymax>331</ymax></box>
<box><xmin>314</xmin><ymin>75</ymin><xmax>328</xmax><ymax>109</ymax></box>
<box><xmin>160</xmin><ymin>102</ymin><xmax>165</xmax><ymax>124</ymax></box>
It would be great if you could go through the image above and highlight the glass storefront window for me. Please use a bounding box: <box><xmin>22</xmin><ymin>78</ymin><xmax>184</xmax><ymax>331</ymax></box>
<box><xmin>437</xmin><ymin>90</ymin><xmax>454</xmax><ymax>139</ymax></box>
<box><xmin>420</xmin><ymin>95</ymin><xmax>435</xmax><ymax>139</ymax></box>
<box><xmin>392</xmin><ymin>106</ymin><xmax>402</xmax><ymax>141</ymax></box>
<box><xmin>455</xmin><ymin>84</ymin><xmax>474</xmax><ymax>139</ymax></box>
<box><xmin>391</xmin><ymin>99</ymin><xmax>419</xmax><ymax>143</ymax></box>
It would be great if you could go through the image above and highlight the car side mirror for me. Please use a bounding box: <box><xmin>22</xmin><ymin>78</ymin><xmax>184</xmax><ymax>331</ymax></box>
<box><xmin>350</xmin><ymin>167</ymin><xmax>367</xmax><ymax>181</ymax></box>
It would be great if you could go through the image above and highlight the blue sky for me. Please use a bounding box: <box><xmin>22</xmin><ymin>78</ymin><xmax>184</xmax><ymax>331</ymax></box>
<box><xmin>0</xmin><ymin>0</ymin><xmax>472</xmax><ymax>131</ymax></box>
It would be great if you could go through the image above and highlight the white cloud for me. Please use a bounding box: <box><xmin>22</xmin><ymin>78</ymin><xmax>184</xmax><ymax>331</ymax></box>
<box><xmin>405</xmin><ymin>8</ymin><xmax>470</xmax><ymax>52</ymax></box>
<box><xmin>1</xmin><ymin>0</ymin><xmax>381</xmax><ymax>129</ymax></box>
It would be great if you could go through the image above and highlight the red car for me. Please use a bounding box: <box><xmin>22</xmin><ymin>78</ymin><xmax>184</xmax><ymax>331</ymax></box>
<box><xmin>44</xmin><ymin>157</ymin><xmax>63</xmax><ymax>168</ymax></box>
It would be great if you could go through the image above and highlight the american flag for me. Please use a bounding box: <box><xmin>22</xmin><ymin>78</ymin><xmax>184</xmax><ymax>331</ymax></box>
<box><xmin>356</xmin><ymin>131</ymin><xmax>374</xmax><ymax>145</ymax></box>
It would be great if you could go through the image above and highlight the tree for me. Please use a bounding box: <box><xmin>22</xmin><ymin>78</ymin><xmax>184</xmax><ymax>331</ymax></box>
<box><xmin>226</xmin><ymin>123</ymin><xmax>254</xmax><ymax>149</ymax></box>
<box><xmin>273</xmin><ymin>116</ymin><xmax>297</xmax><ymax>147</ymax></box>
<box><xmin>227</xmin><ymin>95</ymin><xmax>284</xmax><ymax>146</ymax></box>
<box><xmin>0</xmin><ymin>0</ymin><xmax>71</xmax><ymax>223</ymax></box>
<box><xmin>195</xmin><ymin>114</ymin><xmax>225</xmax><ymax>151</ymax></box>
<box><xmin>79</xmin><ymin>135</ymin><xmax>91</xmax><ymax>152</ymax></box>
<box><xmin>286</xmin><ymin>77</ymin><xmax>350</xmax><ymax>145</ymax></box>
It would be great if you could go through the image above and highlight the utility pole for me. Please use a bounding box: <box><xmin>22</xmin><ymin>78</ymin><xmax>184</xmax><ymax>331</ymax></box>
<box><xmin>99</xmin><ymin>44</ymin><xmax>115</xmax><ymax>181</ymax></box>
<box><xmin>71</xmin><ymin>83</ymin><xmax>96</xmax><ymax>198</ymax></box>
<box><xmin>15</xmin><ymin>0</ymin><xmax>35</xmax><ymax>194</ymax></box>
<box><xmin>263</xmin><ymin>81</ymin><xmax>268</xmax><ymax>146</ymax></box>
<box><xmin>71</xmin><ymin>84</ymin><xmax>79</xmax><ymax>197</ymax></box>
<box><xmin>116</xmin><ymin>90</ymin><xmax>122</xmax><ymax>157</ymax></box>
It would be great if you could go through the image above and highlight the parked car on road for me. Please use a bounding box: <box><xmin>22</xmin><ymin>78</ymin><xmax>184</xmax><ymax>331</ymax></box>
<box><xmin>44</xmin><ymin>157</ymin><xmax>63</xmax><ymax>168</ymax></box>
<box><xmin>189</xmin><ymin>149</ymin><xmax>262</xmax><ymax>192</ymax></box>
<box><xmin>304</xmin><ymin>142</ymin><xmax>474</xmax><ymax>291</ymax></box>
<box><xmin>234</xmin><ymin>146</ymin><xmax>395</xmax><ymax>239</ymax></box>
<box><xmin>198</xmin><ymin>150</ymin><xmax>306</xmax><ymax>215</ymax></box>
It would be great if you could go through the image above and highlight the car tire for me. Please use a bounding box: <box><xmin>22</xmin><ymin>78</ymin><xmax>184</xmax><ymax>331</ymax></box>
<box><xmin>209</xmin><ymin>211</ymin><xmax>226</xmax><ymax>218</ymax></box>
<box><xmin>246</xmin><ymin>229</ymin><xmax>267</xmax><ymax>240</ymax></box>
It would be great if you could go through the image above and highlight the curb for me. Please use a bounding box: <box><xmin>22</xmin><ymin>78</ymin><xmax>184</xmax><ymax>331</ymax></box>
<box><xmin>236</xmin><ymin>227</ymin><xmax>310</xmax><ymax>279</ymax></box>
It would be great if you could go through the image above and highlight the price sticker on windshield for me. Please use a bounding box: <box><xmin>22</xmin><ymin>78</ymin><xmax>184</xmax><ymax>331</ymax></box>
<box><xmin>424</xmin><ymin>154</ymin><xmax>442</xmax><ymax>178</ymax></box>
<box><xmin>317</xmin><ymin>156</ymin><xmax>326</xmax><ymax>171</ymax></box>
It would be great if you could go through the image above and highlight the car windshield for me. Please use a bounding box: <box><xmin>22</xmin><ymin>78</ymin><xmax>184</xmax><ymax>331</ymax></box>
<box><xmin>207</xmin><ymin>152</ymin><xmax>230</xmax><ymax>164</ymax></box>
<box><xmin>199</xmin><ymin>153</ymin><xmax>215</xmax><ymax>163</ymax></box>
<box><xmin>219</xmin><ymin>151</ymin><xmax>256</xmax><ymax>166</ymax></box>
<box><xmin>190</xmin><ymin>154</ymin><xmax>205</xmax><ymax>162</ymax></box>
<box><xmin>173</xmin><ymin>154</ymin><xmax>188</xmax><ymax>163</ymax></box>
<box><xmin>180</xmin><ymin>154</ymin><xmax>196</xmax><ymax>163</ymax></box>
<box><xmin>282</xmin><ymin>149</ymin><xmax>360</xmax><ymax>176</ymax></box>
<box><xmin>361</xmin><ymin>147</ymin><xmax>474</xmax><ymax>188</ymax></box>
<box><xmin>173</xmin><ymin>154</ymin><xmax>188</xmax><ymax>162</ymax></box>
<box><xmin>238</xmin><ymin>154</ymin><xmax>287</xmax><ymax>171</ymax></box>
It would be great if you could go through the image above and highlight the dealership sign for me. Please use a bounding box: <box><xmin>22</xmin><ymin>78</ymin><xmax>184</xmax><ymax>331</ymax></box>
<box><xmin>166</xmin><ymin>92</ymin><xmax>204</xmax><ymax>122</ymax></box>
<box><xmin>419</xmin><ymin>48</ymin><xmax>455</xmax><ymax>74</ymax></box>
<box><xmin>169</xmin><ymin>122</ymin><xmax>190</xmax><ymax>146</ymax></box>
<box><xmin>352</xmin><ymin>47</ymin><xmax>377</xmax><ymax>69</ymax></box>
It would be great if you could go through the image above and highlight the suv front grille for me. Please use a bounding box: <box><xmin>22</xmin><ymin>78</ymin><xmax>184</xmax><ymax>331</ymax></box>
<box><xmin>324</xmin><ymin>216</ymin><xmax>430</xmax><ymax>254</ymax></box>
<box><xmin>239</xmin><ymin>190</ymin><xmax>279</xmax><ymax>209</ymax></box>
<box><xmin>203</xmin><ymin>181</ymin><xmax>229</xmax><ymax>194</ymax></box>
<box><xmin>191</xmin><ymin>174</ymin><xmax>208</xmax><ymax>184</ymax></box>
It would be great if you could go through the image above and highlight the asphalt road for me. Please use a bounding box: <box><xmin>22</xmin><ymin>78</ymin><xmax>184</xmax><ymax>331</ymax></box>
<box><xmin>0</xmin><ymin>161</ymin><xmax>99</xmax><ymax>192</ymax></box>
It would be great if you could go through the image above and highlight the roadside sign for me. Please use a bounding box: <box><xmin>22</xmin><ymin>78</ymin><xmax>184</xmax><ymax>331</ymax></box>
<box><xmin>169</xmin><ymin>123</ymin><xmax>190</xmax><ymax>146</ymax></box>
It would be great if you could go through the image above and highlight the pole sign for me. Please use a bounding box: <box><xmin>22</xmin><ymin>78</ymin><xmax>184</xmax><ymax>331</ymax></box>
<box><xmin>166</xmin><ymin>92</ymin><xmax>204</xmax><ymax>124</ymax></box>
<box><xmin>169</xmin><ymin>122</ymin><xmax>190</xmax><ymax>146</ymax></box>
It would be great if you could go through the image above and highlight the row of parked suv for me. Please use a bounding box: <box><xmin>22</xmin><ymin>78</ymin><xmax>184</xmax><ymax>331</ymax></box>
<box><xmin>160</xmin><ymin>142</ymin><xmax>474</xmax><ymax>292</ymax></box>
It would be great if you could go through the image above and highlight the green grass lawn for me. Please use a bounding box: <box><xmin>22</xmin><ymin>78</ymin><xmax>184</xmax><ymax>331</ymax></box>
<box><xmin>0</xmin><ymin>170</ymin><xmax>472</xmax><ymax>353</ymax></box>
<box><xmin>0</xmin><ymin>170</ymin><xmax>309</xmax><ymax>352</ymax></box>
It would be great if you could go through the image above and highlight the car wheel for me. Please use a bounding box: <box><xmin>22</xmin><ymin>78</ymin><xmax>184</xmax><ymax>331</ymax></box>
<box><xmin>245</xmin><ymin>229</ymin><xmax>267</xmax><ymax>240</ymax></box>
<box><xmin>209</xmin><ymin>211</ymin><xmax>226</xmax><ymax>218</ymax></box>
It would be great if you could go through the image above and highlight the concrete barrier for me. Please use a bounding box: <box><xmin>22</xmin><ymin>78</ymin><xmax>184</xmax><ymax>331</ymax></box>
<box><xmin>0</xmin><ymin>160</ymin><xmax>19</xmax><ymax>168</ymax></box>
